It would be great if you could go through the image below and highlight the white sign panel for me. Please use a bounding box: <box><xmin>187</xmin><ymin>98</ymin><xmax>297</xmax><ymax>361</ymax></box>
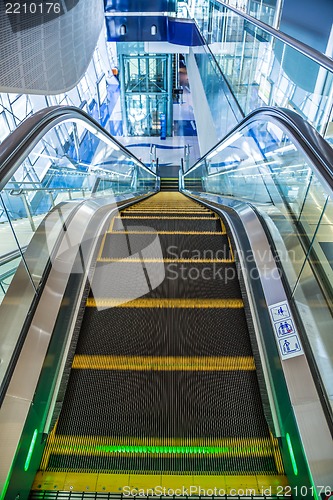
<box><xmin>268</xmin><ymin>300</ymin><xmax>304</xmax><ymax>360</ymax></box>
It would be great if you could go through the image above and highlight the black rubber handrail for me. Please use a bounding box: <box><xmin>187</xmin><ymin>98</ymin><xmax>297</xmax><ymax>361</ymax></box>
<box><xmin>184</xmin><ymin>106</ymin><xmax>333</xmax><ymax>193</ymax></box>
<box><xmin>0</xmin><ymin>105</ymin><xmax>157</xmax><ymax>191</ymax></box>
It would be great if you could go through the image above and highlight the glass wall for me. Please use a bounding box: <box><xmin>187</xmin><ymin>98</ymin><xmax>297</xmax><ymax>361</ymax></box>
<box><xmin>193</xmin><ymin>49</ymin><xmax>242</xmax><ymax>141</ymax></box>
<box><xmin>119</xmin><ymin>51</ymin><xmax>173</xmax><ymax>137</ymax></box>
<box><xmin>190</xmin><ymin>0</ymin><xmax>333</xmax><ymax>140</ymax></box>
<box><xmin>183</xmin><ymin>115</ymin><xmax>333</xmax><ymax>413</ymax></box>
<box><xmin>0</xmin><ymin>112</ymin><xmax>157</xmax><ymax>396</ymax></box>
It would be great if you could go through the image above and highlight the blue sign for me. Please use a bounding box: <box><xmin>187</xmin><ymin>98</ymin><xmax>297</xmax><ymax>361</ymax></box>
<box><xmin>268</xmin><ymin>300</ymin><xmax>303</xmax><ymax>360</ymax></box>
<box><xmin>279</xmin><ymin>335</ymin><xmax>302</xmax><ymax>356</ymax></box>
<box><xmin>160</xmin><ymin>113</ymin><xmax>166</xmax><ymax>140</ymax></box>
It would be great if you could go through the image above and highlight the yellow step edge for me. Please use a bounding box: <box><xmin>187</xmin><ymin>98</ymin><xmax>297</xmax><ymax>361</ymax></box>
<box><xmin>220</xmin><ymin>219</ymin><xmax>227</xmax><ymax>233</ymax></box>
<box><xmin>134</xmin><ymin>206</ymin><xmax>206</xmax><ymax>209</ymax></box>
<box><xmin>132</xmin><ymin>204</ymin><xmax>208</xmax><ymax>206</ymax></box>
<box><xmin>130</xmin><ymin>207</ymin><xmax>202</xmax><ymax>208</ymax></box>
<box><xmin>228</xmin><ymin>236</ymin><xmax>235</xmax><ymax>261</ymax></box>
<box><xmin>133</xmin><ymin>203</ymin><xmax>205</xmax><ymax>207</ymax></box>
<box><xmin>123</xmin><ymin>208</ymin><xmax>211</xmax><ymax>211</ymax></box>
<box><xmin>121</xmin><ymin>214</ymin><xmax>212</xmax><ymax>216</ymax></box>
<box><xmin>97</xmin><ymin>216</ymin><xmax>115</xmax><ymax>260</ymax></box>
<box><xmin>121</xmin><ymin>211</ymin><xmax>212</xmax><ymax>214</ymax></box>
<box><xmin>132</xmin><ymin>210</ymin><xmax>206</xmax><ymax>212</ymax></box>
<box><xmin>270</xmin><ymin>431</ymin><xmax>285</xmax><ymax>475</ymax></box>
<box><xmin>128</xmin><ymin>210</ymin><xmax>209</xmax><ymax>212</ymax></box>
<box><xmin>108</xmin><ymin>231</ymin><xmax>227</xmax><ymax>235</ymax></box>
<box><xmin>32</xmin><ymin>471</ymin><xmax>289</xmax><ymax>494</ymax></box>
<box><xmin>39</xmin><ymin>435</ymin><xmax>275</xmax><ymax>459</ymax></box>
<box><xmin>151</xmin><ymin>194</ymin><xmax>189</xmax><ymax>197</ymax></box>
<box><xmin>106</xmin><ymin>214</ymin><xmax>116</xmax><ymax>234</ymax></box>
<box><xmin>125</xmin><ymin>211</ymin><xmax>211</xmax><ymax>213</ymax></box>
<box><xmin>97</xmin><ymin>257</ymin><xmax>234</xmax><ymax>263</ymax></box>
<box><xmin>115</xmin><ymin>216</ymin><xmax>218</xmax><ymax>220</ymax></box>
<box><xmin>86</xmin><ymin>298</ymin><xmax>244</xmax><ymax>308</ymax></box>
<box><xmin>72</xmin><ymin>355</ymin><xmax>256</xmax><ymax>371</ymax></box>
<box><xmin>136</xmin><ymin>201</ymin><xmax>199</xmax><ymax>203</ymax></box>
<box><xmin>44</xmin><ymin>434</ymin><xmax>277</xmax><ymax>448</ymax></box>
<box><xmin>39</xmin><ymin>419</ymin><xmax>58</xmax><ymax>471</ymax></box>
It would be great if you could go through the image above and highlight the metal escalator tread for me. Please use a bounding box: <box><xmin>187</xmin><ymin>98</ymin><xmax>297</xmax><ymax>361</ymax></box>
<box><xmin>118</xmin><ymin>212</ymin><xmax>215</xmax><ymax>217</ymax></box>
<box><xmin>89</xmin><ymin>262</ymin><xmax>245</xmax><ymax>300</ymax></box>
<box><xmin>75</xmin><ymin>308</ymin><xmax>254</xmax><ymax>357</ymax></box>
<box><xmin>34</xmin><ymin>192</ymin><xmax>286</xmax><ymax>494</ymax></box>
<box><xmin>48</xmin><ymin>453</ymin><xmax>278</xmax><ymax>475</ymax></box>
<box><xmin>52</xmin><ymin>370</ymin><xmax>270</xmax><ymax>439</ymax></box>
<box><xmin>100</xmin><ymin>233</ymin><xmax>231</xmax><ymax>260</ymax></box>
<box><xmin>112</xmin><ymin>218</ymin><xmax>222</xmax><ymax>232</ymax></box>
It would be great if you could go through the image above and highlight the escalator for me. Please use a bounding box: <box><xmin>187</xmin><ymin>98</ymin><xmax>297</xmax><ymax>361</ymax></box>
<box><xmin>1</xmin><ymin>0</ymin><xmax>333</xmax><ymax>491</ymax></box>
<box><xmin>1</xmin><ymin>105</ymin><xmax>333</xmax><ymax>499</ymax></box>
<box><xmin>31</xmin><ymin>190</ymin><xmax>288</xmax><ymax>497</ymax></box>
<box><xmin>159</xmin><ymin>165</ymin><xmax>179</xmax><ymax>191</ymax></box>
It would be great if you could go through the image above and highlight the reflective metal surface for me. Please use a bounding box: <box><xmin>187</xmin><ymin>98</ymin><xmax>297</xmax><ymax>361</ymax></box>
<box><xmin>188</xmin><ymin>192</ymin><xmax>333</xmax><ymax>489</ymax></box>
<box><xmin>0</xmin><ymin>192</ymin><xmax>151</xmax><ymax>493</ymax></box>
<box><xmin>182</xmin><ymin>108</ymin><xmax>333</xmax><ymax>421</ymax></box>
<box><xmin>0</xmin><ymin>106</ymin><xmax>157</xmax><ymax>396</ymax></box>
<box><xmin>190</xmin><ymin>0</ymin><xmax>333</xmax><ymax>138</ymax></box>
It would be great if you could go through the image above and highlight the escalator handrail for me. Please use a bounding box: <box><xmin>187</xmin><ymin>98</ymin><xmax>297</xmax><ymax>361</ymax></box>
<box><xmin>183</xmin><ymin>106</ymin><xmax>333</xmax><ymax>193</ymax></box>
<box><xmin>0</xmin><ymin>105</ymin><xmax>157</xmax><ymax>192</ymax></box>
<box><xmin>214</xmin><ymin>0</ymin><xmax>333</xmax><ymax>73</ymax></box>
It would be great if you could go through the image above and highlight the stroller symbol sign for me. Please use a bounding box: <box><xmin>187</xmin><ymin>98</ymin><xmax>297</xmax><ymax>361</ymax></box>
<box><xmin>279</xmin><ymin>336</ymin><xmax>302</xmax><ymax>356</ymax></box>
<box><xmin>268</xmin><ymin>300</ymin><xmax>304</xmax><ymax>360</ymax></box>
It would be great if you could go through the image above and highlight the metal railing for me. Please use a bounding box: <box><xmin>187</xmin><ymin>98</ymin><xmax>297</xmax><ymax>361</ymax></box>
<box><xmin>190</xmin><ymin>0</ymin><xmax>333</xmax><ymax>141</ymax></box>
<box><xmin>181</xmin><ymin>105</ymin><xmax>333</xmax><ymax>422</ymax></box>
<box><xmin>0</xmin><ymin>105</ymin><xmax>158</xmax><ymax>399</ymax></box>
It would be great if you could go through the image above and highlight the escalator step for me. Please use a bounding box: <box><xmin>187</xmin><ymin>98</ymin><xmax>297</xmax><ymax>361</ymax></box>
<box><xmin>72</xmin><ymin>355</ymin><xmax>255</xmax><ymax>370</ymax></box>
<box><xmin>112</xmin><ymin>218</ymin><xmax>222</xmax><ymax>232</ymax></box>
<box><xmin>53</xmin><ymin>370</ymin><xmax>271</xmax><ymax>439</ymax></box>
<box><xmin>119</xmin><ymin>212</ymin><xmax>212</xmax><ymax>217</ymax></box>
<box><xmin>100</xmin><ymin>233</ymin><xmax>231</xmax><ymax>260</ymax></box>
<box><xmin>89</xmin><ymin>262</ymin><xmax>243</xmax><ymax>300</ymax></box>
<box><xmin>118</xmin><ymin>213</ymin><xmax>217</xmax><ymax>219</ymax></box>
<box><xmin>46</xmin><ymin>452</ymin><xmax>278</xmax><ymax>475</ymax></box>
<box><xmin>75</xmin><ymin>307</ymin><xmax>253</xmax><ymax>357</ymax></box>
<box><xmin>43</xmin><ymin>366</ymin><xmax>277</xmax><ymax>474</ymax></box>
<box><xmin>35</xmin><ymin>191</ymin><xmax>286</xmax><ymax>490</ymax></box>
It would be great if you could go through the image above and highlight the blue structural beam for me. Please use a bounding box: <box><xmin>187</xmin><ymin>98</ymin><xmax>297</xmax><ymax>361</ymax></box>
<box><xmin>106</xmin><ymin>16</ymin><xmax>168</xmax><ymax>42</ymax></box>
<box><xmin>104</xmin><ymin>0</ymin><xmax>177</xmax><ymax>12</ymax></box>
<box><xmin>105</xmin><ymin>16</ymin><xmax>204</xmax><ymax>46</ymax></box>
<box><xmin>168</xmin><ymin>18</ymin><xmax>204</xmax><ymax>46</ymax></box>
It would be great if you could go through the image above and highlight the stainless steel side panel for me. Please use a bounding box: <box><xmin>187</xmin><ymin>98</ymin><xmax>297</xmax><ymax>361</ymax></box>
<box><xmin>188</xmin><ymin>191</ymin><xmax>333</xmax><ymax>489</ymax></box>
<box><xmin>0</xmin><ymin>192</ymin><xmax>152</xmax><ymax>492</ymax></box>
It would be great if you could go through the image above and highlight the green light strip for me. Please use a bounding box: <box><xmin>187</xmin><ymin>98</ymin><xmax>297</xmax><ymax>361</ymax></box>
<box><xmin>55</xmin><ymin>443</ymin><xmax>272</xmax><ymax>456</ymax></box>
<box><xmin>0</xmin><ymin>474</ymin><xmax>10</xmax><ymax>500</ymax></box>
<box><xmin>24</xmin><ymin>429</ymin><xmax>38</xmax><ymax>472</ymax></box>
<box><xmin>286</xmin><ymin>433</ymin><xmax>298</xmax><ymax>476</ymax></box>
